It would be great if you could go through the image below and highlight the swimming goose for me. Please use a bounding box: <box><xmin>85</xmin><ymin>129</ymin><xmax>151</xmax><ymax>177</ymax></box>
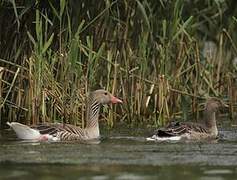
<box><xmin>147</xmin><ymin>98</ymin><xmax>227</xmax><ymax>141</ymax></box>
<box><xmin>7</xmin><ymin>89</ymin><xmax>122</xmax><ymax>141</ymax></box>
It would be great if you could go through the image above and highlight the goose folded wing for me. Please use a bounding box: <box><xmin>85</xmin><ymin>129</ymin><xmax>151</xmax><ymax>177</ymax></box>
<box><xmin>154</xmin><ymin>121</ymin><xmax>208</xmax><ymax>137</ymax></box>
<box><xmin>31</xmin><ymin>123</ymin><xmax>85</xmax><ymax>136</ymax></box>
<box><xmin>182</xmin><ymin>122</ymin><xmax>208</xmax><ymax>133</ymax></box>
<box><xmin>155</xmin><ymin>124</ymin><xmax>189</xmax><ymax>137</ymax></box>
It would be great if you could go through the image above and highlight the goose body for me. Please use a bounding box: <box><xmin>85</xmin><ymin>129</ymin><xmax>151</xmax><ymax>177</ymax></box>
<box><xmin>7</xmin><ymin>89</ymin><xmax>122</xmax><ymax>141</ymax></box>
<box><xmin>147</xmin><ymin>98</ymin><xmax>227</xmax><ymax>141</ymax></box>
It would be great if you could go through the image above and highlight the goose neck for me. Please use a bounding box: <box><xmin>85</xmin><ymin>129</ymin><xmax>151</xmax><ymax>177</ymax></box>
<box><xmin>204</xmin><ymin>109</ymin><xmax>218</xmax><ymax>136</ymax></box>
<box><xmin>85</xmin><ymin>96</ymin><xmax>101</xmax><ymax>138</ymax></box>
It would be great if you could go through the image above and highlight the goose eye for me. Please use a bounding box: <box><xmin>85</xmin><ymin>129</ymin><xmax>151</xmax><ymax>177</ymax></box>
<box><xmin>104</xmin><ymin>92</ymin><xmax>108</xmax><ymax>95</ymax></box>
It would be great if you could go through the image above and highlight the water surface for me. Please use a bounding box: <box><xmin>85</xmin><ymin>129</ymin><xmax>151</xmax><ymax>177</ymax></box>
<box><xmin>1</xmin><ymin>125</ymin><xmax>237</xmax><ymax>179</ymax></box>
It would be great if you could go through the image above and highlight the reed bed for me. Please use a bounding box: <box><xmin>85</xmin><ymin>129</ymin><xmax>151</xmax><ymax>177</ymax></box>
<box><xmin>0</xmin><ymin>0</ymin><xmax>236</xmax><ymax>128</ymax></box>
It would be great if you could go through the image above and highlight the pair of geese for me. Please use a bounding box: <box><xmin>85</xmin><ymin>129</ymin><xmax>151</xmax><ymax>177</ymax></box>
<box><xmin>7</xmin><ymin>89</ymin><xmax>227</xmax><ymax>142</ymax></box>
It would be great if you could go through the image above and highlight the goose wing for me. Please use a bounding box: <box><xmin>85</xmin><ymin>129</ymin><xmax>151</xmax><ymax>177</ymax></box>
<box><xmin>154</xmin><ymin>121</ymin><xmax>208</xmax><ymax>137</ymax></box>
<box><xmin>31</xmin><ymin>123</ymin><xmax>85</xmax><ymax>137</ymax></box>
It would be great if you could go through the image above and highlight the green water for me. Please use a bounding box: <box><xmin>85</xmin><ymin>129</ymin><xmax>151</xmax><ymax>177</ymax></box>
<box><xmin>0</xmin><ymin>164</ymin><xmax>237</xmax><ymax>180</ymax></box>
<box><xmin>1</xmin><ymin>127</ymin><xmax>237</xmax><ymax>179</ymax></box>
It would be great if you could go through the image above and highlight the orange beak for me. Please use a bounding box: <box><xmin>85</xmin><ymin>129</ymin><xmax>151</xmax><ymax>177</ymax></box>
<box><xmin>111</xmin><ymin>95</ymin><xmax>123</xmax><ymax>104</ymax></box>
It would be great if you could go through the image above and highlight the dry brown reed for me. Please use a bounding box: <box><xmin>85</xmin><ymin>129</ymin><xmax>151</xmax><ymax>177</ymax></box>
<box><xmin>0</xmin><ymin>0</ymin><xmax>236</xmax><ymax>128</ymax></box>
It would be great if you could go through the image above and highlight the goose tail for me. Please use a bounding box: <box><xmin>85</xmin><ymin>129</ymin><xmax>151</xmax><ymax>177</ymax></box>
<box><xmin>7</xmin><ymin>122</ymin><xmax>41</xmax><ymax>140</ymax></box>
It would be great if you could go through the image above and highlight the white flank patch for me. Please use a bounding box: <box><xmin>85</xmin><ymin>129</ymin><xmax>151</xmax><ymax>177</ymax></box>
<box><xmin>37</xmin><ymin>134</ymin><xmax>60</xmax><ymax>142</ymax></box>
<box><xmin>46</xmin><ymin>135</ymin><xmax>60</xmax><ymax>142</ymax></box>
<box><xmin>146</xmin><ymin>135</ymin><xmax>182</xmax><ymax>141</ymax></box>
<box><xmin>7</xmin><ymin>122</ymin><xmax>41</xmax><ymax>140</ymax></box>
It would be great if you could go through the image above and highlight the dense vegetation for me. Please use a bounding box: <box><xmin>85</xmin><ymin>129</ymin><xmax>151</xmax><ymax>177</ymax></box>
<box><xmin>0</xmin><ymin>0</ymin><xmax>236</xmax><ymax>128</ymax></box>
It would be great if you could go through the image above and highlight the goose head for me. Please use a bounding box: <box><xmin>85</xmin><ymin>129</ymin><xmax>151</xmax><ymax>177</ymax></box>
<box><xmin>91</xmin><ymin>89</ymin><xmax>123</xmax><ymax>105</ymax></box>
<box><xmin>205</xmin><ymin>98</ymin><xmax>228</xmax><ymax>112</ymax></box>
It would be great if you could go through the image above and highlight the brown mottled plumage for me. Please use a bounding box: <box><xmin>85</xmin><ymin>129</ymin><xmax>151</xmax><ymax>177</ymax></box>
<box><xmin>148</xmin><ymin>98</ymin><xmax>227</xmax><ymax>141</ymax></box>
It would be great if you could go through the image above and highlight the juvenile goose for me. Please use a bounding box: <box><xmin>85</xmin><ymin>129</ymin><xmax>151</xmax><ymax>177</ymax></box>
<box><xmin>7</xmin><ymin>89</ymin><xmax>122</xmax><ymax>141</ymax></box>
<box><xmin>147</xmin><ymin>98</ymin><xmax>227</xmax><ymax>141</ymax></box>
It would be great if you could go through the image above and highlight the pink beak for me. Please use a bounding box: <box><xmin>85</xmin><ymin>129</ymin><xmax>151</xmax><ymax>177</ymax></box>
<box><xmin>111</xmin><ymin>95</ymin><xmax>123</xmax><ymax>104</ymax></box>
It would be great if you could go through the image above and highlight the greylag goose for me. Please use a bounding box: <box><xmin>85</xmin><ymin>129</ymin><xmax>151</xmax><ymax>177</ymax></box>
<box><xmin>147</xmin><ymin>98</ymin><xmax>227</xmax><ymax>141</ymax></box>
<box><xmin>7</xmin><ymin>89</ymin><xmax>122</xmax><ymax>141</ymax></box>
